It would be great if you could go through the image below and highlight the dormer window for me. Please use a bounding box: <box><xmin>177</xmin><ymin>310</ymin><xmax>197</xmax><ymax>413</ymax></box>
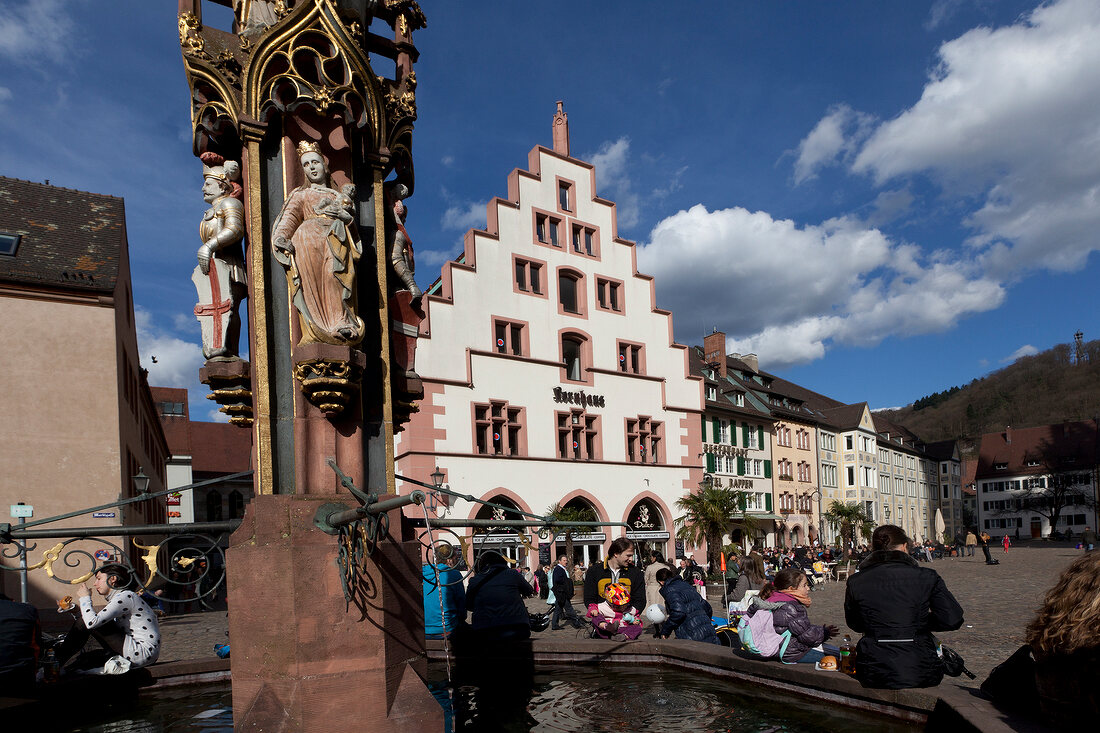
<box><xmin>994</xmin><ymin>462</ymin><xmax>1008</xmax><ymax>470</ymax></box>
<box><xmin>0</xmin><ymin>232</ymin><xmax>20</xmax><ymax>256</ymax></box>
<box><xmin>706</xmin><ymin>386</ymin><xmax>717</xmax><ymax>401</ymax></box>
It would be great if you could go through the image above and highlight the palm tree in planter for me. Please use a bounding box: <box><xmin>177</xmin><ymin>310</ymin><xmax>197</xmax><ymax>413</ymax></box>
<box><xmin>545</xmin><ymin>502</ymin><xmax>597</xmax><ymax>564</ymax></box>
<box><xmin>823</xmin><ymin>500</ymin><xmax>875</xmax><ymax>547</ymax></box>
<box><xmin>675</xmin><ymin>484</ymin><xmax>752</xmax><ymax>573</ymax></box>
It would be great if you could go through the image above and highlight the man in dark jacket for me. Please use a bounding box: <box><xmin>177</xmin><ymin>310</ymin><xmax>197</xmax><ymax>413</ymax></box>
<box><xmin>844</xmin><ymin>525</ymin><xmax>964</xmax><ymax>689</ymax></box>
<box><xmin>550</xmin><ymin>555</ymin><xmax>583</xmax><ymax>630</ymax></box>
<box><xmin>0</xmin><ymin>591</ymin><xmax>42</xmax><ymax>696</ymax></box>
<box><xmin>656</xmin><ymin>568</ymin><xmax>719</xmax><ymax>644</ymax></box>
<box><xmin>583</xmin><ymin>537</ymin><xmax>645</xmax><ymax>609</ymax></box>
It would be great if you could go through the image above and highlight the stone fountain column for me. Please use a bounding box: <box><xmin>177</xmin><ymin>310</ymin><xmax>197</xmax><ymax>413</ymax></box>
<box><xmin>177</xmin><ymin>2</ymin><xmax>435</xmax><ymax>730</ymax></box>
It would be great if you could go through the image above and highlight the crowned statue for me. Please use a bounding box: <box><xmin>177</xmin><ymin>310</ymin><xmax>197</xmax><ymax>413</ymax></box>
<box><xmin>272</xmin><ymin>141</ymin><xmax>366</xmax><ymax>347</ymax></box>
<box><xmin>193</xmin><ymin>152</ymin><xmax>248</xmax><ymax>360</ymax></box>
<box><xmin>384</xmin><ymin>180</ymin><xmax>421</xmax><ymax>302</ymax></box>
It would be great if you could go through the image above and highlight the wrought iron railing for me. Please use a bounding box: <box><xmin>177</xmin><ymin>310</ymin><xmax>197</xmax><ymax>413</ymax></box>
<box><xmin>0</xmin><ymin>472</ymin><xmax>250</xmax><ymax>606</ymax></box>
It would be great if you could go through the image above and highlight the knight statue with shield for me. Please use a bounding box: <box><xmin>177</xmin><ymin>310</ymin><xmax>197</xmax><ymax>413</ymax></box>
<box><xmin>193</xmin><ymin>152</ymin><xmax>247</xmax><ymax>360</ymax></box>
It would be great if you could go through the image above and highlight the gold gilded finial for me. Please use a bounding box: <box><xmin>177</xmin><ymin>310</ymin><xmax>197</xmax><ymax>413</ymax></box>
<box><xmin>297</xmin><ymin>140</ymin><xmax>322</xmax><ymax>157</ymax></box>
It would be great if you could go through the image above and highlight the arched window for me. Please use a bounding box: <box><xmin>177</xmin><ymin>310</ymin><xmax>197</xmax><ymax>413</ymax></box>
<box><xmin>562</xmin><ymin>335</ymin><xmax>583</xmax><ymax>381</ymax></box>
<box><xmin>206</xmin><ymin>491</ymin><xmax>223</xmax><ymax>522</ymax></box>
<box><xmin>557</xmin><ymin>268</ymin><xmax>585</xmax><ymax>316</ymax></box>
<box><xmin>228</xmin><ymin>490</ymin><xmax>245</xmax><ymax>520</ymax></box>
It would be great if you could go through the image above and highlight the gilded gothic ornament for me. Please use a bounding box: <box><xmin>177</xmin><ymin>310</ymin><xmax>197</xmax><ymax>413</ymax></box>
<box><xmin>293</xmin><ymin>355</ymin><xmax>366</xmax><ymax>415</ymax></box>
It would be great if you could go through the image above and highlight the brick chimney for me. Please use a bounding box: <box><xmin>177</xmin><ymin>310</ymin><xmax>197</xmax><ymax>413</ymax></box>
<box><xmin>552</xmin><ymin>101</ymin><xmax>569</xmax><ymax>156</ymax></box>
<box><xmin>703</xmin><ymin>329</ymin><xmax>727</xmax><ymax>378</ymax></box>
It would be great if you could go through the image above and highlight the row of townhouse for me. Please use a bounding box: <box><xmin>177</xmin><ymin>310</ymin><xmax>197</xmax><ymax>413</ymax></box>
<box><xmin>695</xmin><ymin>331</ymin><xmax>963</xmax><ymax>549</ymax></box>
<box><xmin>973</xmin><ymin>422</ymin><xmax>1099</xmax><ymax>538</ymax></box>
<box><xmin>393</xmin><ymin>105</ymin><xmax>963</xmax><ymax>567</ymax></box>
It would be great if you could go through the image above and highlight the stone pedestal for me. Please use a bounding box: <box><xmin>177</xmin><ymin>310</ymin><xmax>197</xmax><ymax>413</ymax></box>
<box><xmin>227</xmin><ymin>494</ymin><xmax>442</xmax><ymax>732</ymax></box>
<box><xmin>200</xmin><ymin>358</ymin><xmax>253</xmax><ymax>426</ymax></box>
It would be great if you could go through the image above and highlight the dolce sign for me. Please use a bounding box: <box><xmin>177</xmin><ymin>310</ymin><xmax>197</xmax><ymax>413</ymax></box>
<box><xmin>553</xmin><ymin>387</ymin><xmax>605</xmax><ymax>408</ymax></box>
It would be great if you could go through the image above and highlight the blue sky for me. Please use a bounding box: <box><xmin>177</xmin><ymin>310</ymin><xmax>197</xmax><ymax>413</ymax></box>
<box><xmin>2</xmin><ymin>0</ymin><xmax>1098</xmax><ymax>418</ymax></box>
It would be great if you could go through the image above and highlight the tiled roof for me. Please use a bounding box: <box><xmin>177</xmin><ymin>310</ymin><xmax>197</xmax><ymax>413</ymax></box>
<box><xmin>975</xmin><ymin>421</ymin><xmax>1099</xmax><ymax>479</ymax></box>
<box><xmin>923</xmin><ymin>439</ymin><xmax>959</xmax><ymax>462</ymax></box>
<box><xmin>191</xmin><ymin>421</ymin><xmax>252</xmax><ymax>474</ymax></box>
<box><xmin>817</xmin><ymin>403</ymin><xmax>869</xmax><ymax>431</ymax></box>
<box><xmin>0</xmin><ymin>176</ymin><xmax>124</xmax><ymax>293</ymax></box>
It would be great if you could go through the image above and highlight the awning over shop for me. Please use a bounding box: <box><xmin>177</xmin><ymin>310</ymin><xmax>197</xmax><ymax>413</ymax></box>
<box><xmin>743</xmin><ymin>513</ymin><xmax>784</xmax><ymax>521</ymax></box>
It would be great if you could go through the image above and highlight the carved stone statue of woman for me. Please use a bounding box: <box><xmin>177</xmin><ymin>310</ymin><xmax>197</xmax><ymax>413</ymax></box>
<box><xmin>272</xmin><ymin>141</ymin><xmax>365</xmax><ymax>347</ymax></box>
<box><xmin>193</xmin><ymin>152</ymin><xmax>247</xmax><ymax>360</ymax></box>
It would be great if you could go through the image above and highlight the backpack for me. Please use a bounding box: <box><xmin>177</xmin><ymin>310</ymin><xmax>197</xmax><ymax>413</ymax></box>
<box><xmin>736</xmin><ymin>609</ymin><xmax>792</xmax><ymax>663</ymax></box>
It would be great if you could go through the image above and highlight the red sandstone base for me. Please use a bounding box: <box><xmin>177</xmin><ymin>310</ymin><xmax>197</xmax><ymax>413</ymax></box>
<box><xmin>226</xmin><ymin>494</ymin><xmax>442</xmax><ymax>732</ymax></box>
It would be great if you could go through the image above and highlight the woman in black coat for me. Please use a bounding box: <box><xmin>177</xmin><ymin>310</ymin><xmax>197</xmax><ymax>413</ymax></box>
<box><xmin>465</xmin><ymin>551</ymin><xmax>534</xmax><ymax>642</ymax></box>
<box><xmin>656</xmin><ymin>568</ymin><xmax>719</xmax><ymax>644</ymax></box>
<box><xmin>844</xmin><ymin>525</ymin><xmax>964</xmax><ymax>689</ymax></box>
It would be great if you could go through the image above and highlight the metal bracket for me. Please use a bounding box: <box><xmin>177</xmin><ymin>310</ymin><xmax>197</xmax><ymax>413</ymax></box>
<box><xmin>314</xmin><ymin>502</ymin><xmax>356</xmax><ymax>535</ymax></box>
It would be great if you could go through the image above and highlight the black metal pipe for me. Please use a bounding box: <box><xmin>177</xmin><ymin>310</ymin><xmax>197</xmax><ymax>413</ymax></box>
<box><xmin>325</xmin><ymin>490</ymin><xmax>426</xmax><ymax>530</ymax></box>
<box><xmin>7</xmin><ymin>521</ymin><xmax>241</xmax><ymax>541</ymax></box>
<box><xmin>423</xmin><ymin>520</ymin><xmax>628</xmax><ymax>528</ymax></box>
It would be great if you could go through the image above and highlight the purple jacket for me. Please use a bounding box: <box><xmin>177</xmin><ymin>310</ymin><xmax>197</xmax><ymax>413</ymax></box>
<box><xmin>753</xmin><ymin>592</ymin><xmax>827</xmax><ymax>663</ymax></box>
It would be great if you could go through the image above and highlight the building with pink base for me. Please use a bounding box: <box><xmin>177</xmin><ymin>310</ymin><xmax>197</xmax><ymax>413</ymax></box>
<box><xmin>396</xmin><ymin>105</ymin><xmax>705</xmax><ymax>565</ymax></box>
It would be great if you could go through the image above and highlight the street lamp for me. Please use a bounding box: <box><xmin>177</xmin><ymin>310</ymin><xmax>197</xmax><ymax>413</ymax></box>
<box><xmin>699</xmin><ymin>473</ymin><xmax>714</xmax><ymax>491</ymax></box>
<box><xmin>132</xmin><ymin>467</ymin><xmax>150</xmax><ymax>495</ymax></box>
<box><xmin>884</xmin><ymin>504</ymin><xmax>891</xmax><ymax>522</ymax></box>
<box><xmin>427</xmin><ymin>467</ymin><xmax>449</xmax><ymax>518</ymax></box>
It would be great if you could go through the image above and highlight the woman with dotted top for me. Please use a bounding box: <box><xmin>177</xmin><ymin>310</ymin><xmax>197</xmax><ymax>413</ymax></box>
<box><xmin>57</xmin><ymin>563</ymin><xmax>161</xmax><ymax>671</ymax></box>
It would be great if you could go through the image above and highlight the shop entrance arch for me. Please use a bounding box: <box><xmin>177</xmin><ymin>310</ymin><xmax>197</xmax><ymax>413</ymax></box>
<box><xmin>472</xmin><ymin>496</ymin><xmax>528</xmax><ymax>564</ymax></box>
<box><xmin>624</xmin><ymin>497</ymin><xmax>670</xmax><ymax>561</ymax></box>
<box><xmin>554</xmin><ymin>497</ymin><xmax>605</xmax><ymax>568</ymax></box>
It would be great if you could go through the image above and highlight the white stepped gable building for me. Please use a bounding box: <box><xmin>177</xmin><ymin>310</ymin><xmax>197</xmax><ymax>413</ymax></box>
<box><xmin>396</xmin><ymin>105</ymin><xmax>704</xmax><ymax>565</ymax></box>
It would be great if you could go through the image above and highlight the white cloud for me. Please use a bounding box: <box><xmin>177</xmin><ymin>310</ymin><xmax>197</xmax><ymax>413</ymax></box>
<box><xmin>441</xmin><ymin>155</ymin><xmax>455</xmax><ymax>167</ymax></box>
<box><xmin>925</xmin><ymin>0</ymin><xmax>967</xmax><ymax>30</ymax></box>
<box><xmin>1002</xmin><ymin>344</ymin><xmax>1038</xmax><ymax>363</ymax></box>
<box><xmin>0</xmin><ymin>87</ymin><xmax>11</xmax><ymax>103</ymax></box>
<box><xmin>0</xmin><ymin>0</ymin><xmax>77</xmax><ymax>65</ymax></box>
<box><xmin>850</xmin><ymin>0</ymin><xmax>1100</xmax><ymax>279</ymax></box>
<box><xmin>207</xmin><ymin>408</ymin><xmax>229</xmax><ymax>423</ymax></box>
<box><xmin>637</xmin><ymin>204</ymin><xmax>1004</xmax><ymax>369</ymax></box>
<box><xmin>416</xmin><ymin>248</ymin><xmax>459</xmax><ymax>268</ymax></box>
<box><xmin>584</xmin><ymin>137</ymin><xmax>640</xmax><ymax>230</ymax></box>
<box><xmin>136</xmin><ymin>307</ymin><xmax>205</xmax><ymax>389</ymax></box>
<box><xmin>791</xmin><ymin>104</ymin><xmax>874</xmax><ymax>185</ymax></box>
<box><xmin>440</xmin><ymin>200</ymin><xmax>483</xmax><ymax>231</ymax></box>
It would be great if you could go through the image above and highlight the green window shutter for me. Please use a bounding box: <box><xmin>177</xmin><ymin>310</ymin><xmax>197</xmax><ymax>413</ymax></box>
<box><xmin>700</xmin><ymin>414</ymin><xmax>706</xmax><ymax>437</ymax></box>
<box><xmin>764</xmin><ymin>460</ymin><xmax>772</xmax><ymax>479</ymax></box>
<box><xmin>765</xmin><ymin>493</ymin><xmax>772</xmax><ymax>512</ymax></box>
<box><xmin>737</xmin><ymin>456</ymin><xmax>745</xmax><ymax>475</ymax></box>
<box><xmin>712</xmin><ymin>417</ymin><xmax>720</xmax><ymax>443</ymax></box>
<box><xmin>742</xmin><ymin>423</ymin><xmax>749</xmax><ymax>446</ymax></box>
<box><xmin>758</xmin><ymin>426</ymin><xmax>765</xmax><ymax>448</ymax></box>
<box><xmin>738</xmin><ymin>495</ymin><xmax>747</xmax><ymax>511</ymax></box>
<box><xmin>730</xmin><ymin>422</ymin><xmax>737</xmax><ymax>447</ymax></box>
<box><xmin>706</xmin><ymin>453</ymin><xmax>716</xmax><ymax>473</ymax></box>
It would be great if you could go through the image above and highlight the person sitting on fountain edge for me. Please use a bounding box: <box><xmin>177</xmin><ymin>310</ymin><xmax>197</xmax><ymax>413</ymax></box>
<box><xmin>55</xmin><ymin>563</ymin><xmax>161</xmax><ymax>673</ymax></box>
<box><xmin>586</xmin><ymin>582</ymin><xmax>643</xmax><ymax>641</ymax></box>
<box><xmin>583</xmin><ymin>537</ymin><xmax>646</xmax><ymax>609</ymax></box>
<box><xmin>0</xmin><ymin>591</ymin><xmax>42</xmax><ymax>695</ymax></box>
<box><xmin>655</xmin><ymin>567</ymin><xmax>719</xmax><ymax>644</ymax></box>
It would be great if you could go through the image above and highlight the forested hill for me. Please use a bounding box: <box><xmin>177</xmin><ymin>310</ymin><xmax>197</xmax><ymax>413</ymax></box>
<box><xmin>875</xmin><ymin>339</ymin><xmax>1100</xmax><ymax>456</ymax></box>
